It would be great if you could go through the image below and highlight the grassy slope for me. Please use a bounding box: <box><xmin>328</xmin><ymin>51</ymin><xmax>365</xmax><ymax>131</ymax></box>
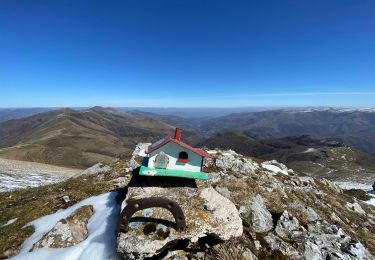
<box><xmin>0</xmin><ymin>160</ymin><xmax>126</xmax><ymax>256</ymax></box>
<box><xmin>0</xmin><ymin>107</ymin><xmax>175</xmax><ymax>168</ymax></box>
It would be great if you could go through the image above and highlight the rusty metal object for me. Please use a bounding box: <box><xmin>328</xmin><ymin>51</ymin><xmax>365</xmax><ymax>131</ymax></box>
<box><xmin>118</xmin><ymin>197</ymin><xmax>186</xmax><ymax>233</ymax></box>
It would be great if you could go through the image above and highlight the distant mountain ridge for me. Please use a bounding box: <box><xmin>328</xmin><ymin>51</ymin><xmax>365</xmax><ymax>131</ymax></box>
<box><xmin>0</xmin><ymin>107</ymin><xmax>374</xmax><ymax>170</ymax></box>
<box><xmin>201</xmin><ymin>131</ymin><xmax>375</xmax><ymax>183</ymax></box>
<box><xmin>0</xmin><ymin>108</ymin><xmax>56</xmax><ymax>123</ymax></box>
<box><xmin>199</xmin><ymin>109</ymin><xmax>375</xmax><ymax>156</ymax></box>
<box><xmin>0</xmin><ymin>107</ymin><xmax>178</xmax><ymax>168</ymax></box>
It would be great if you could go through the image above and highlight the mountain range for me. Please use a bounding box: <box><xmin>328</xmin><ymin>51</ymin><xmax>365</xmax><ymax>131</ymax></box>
<box><xmin>0</xmin><ymin>107</ymin><xmax>178</xmax><ymax>168</ymax></box>
<box><xmin>0</xmin><ymin>107</ymin><xmax>374</xmax><ymax>183</ymax></box>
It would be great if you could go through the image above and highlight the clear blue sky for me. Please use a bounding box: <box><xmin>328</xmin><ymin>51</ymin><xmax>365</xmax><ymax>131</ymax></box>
<box><xmin>0</xmin><ymin>0</ymin><xmax>374</xmax><ymax>107</ymax></box>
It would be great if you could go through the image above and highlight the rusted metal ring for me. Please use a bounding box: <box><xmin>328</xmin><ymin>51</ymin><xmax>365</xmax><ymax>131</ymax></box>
<box><xmin>118</xmin><ymin>197</ymin><xmax>186</xmax><ymax>233</ymax></box>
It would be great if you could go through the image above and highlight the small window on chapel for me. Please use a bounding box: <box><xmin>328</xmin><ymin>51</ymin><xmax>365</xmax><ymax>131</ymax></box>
<box><xmin>178</xmin><ymin>151</ymin><xmax>189</xmax><ymax>163</ymax></box>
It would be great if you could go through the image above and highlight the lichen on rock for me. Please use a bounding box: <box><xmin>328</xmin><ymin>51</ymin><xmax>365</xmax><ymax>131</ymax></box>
<box><xmin>32</xmin><ymin>205</ymin><xmax>93</xmax><ymax>250</ymax></box>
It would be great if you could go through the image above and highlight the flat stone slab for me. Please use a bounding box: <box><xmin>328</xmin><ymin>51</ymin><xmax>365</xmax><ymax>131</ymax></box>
<box><xmin>116</xmin><ymin>178</ymin><xmax>242</xmax><ymax>259</ymax></box>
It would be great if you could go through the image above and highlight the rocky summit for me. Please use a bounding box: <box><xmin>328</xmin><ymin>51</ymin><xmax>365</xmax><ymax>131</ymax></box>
<box><xmin>114</xmin><ymin>144</ymin><xmax>375</xmax><ymax>259</ymax></box>
<box><xmin>3</xmin><ymin>143</ymin><xmax>375</xmax><ymax>259</ymax></box>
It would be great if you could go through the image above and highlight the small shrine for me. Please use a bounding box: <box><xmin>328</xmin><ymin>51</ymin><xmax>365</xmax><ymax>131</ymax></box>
<box><xmin>139</xmin><ymin>128</ymin><xmax>209</xmax><ymax>180</ymax></box>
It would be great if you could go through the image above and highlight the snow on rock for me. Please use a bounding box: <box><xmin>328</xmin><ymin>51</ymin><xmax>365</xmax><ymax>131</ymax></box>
<box><xmin>32</xmin><ymin>205</ymin><xmax>93</xmax><ymax>250</ymax></box>
<box><xmin>261</xmin><ymin>160</ymin><xmax>289</xmax><ymax>176</ymax></box>
<box><xmin>126</xmin><ymin>143</ymin><xmax>151</xmax><ymax>171</ymax></box>
<box><xmin>11</xmin><ymin>192</ymin><xmax>121</xmax><ymax>260</ymax></box>
<box><xmin>0</xmin><ymin>218</ymin><xmax>17</xmax><ymax>228</ymax></box>
<box><xmin>133</xmin><ymin>142</ymin><xmax>151</xmax><ymax>157</ymax></box>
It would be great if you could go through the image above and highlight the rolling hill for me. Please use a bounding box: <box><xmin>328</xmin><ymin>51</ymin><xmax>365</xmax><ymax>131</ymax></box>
<box><xmin>0</xmin><ymin>107</ymin><xmax>179</xmax><ymax>168</ymax></box>
<box><xmin>200</xmin><ymin>109</ymin><xmax>375</xmax><ymax>156</ymax></box>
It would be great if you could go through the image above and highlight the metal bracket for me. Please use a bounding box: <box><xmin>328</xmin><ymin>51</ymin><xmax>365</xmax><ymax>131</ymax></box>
<box><xmin>118</xmin><ymin>197</ymin><xmax>186</xmax><ymax>233</ymax></box>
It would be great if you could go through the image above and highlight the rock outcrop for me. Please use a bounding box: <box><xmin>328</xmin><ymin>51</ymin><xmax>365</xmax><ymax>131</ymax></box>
<box><xmin>116</xmin><ymin>177</ymin><xmax>242</xmax><ymax>259</ymax></box>
<box><xmin>201</xmin><ymin>149</ymin><xmax>375</xmax><ymax>259</ymax></box>
<box><xmin>113</xmin><ymin>147</ymin><xmax>375</xmax><ymax>259</ymax></box>
<box><xmin>32</xmin><ymin>205</ymin><xmax>93</xmax><ymax>249</ymax></box>
<box><xmin>73</xmin><ymin>163</ymin><xmax>111</xmax><ymax>178</ymax></box>
<box><xmin>15</xmin><ymin>144</ymin><xmax>374</xmax><ymax>259</ymax></box>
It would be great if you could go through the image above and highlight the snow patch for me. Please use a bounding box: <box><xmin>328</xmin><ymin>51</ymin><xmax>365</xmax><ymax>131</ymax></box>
<box><xmin>12</xmin><ymin>192</ymin><xmax>121</xmax><ymax>260</ymax></box>
<box><xmin>302</xmin><ymin>148</ymin><xmax>317</xmax><ymax>153</ymax></box>
<box><xmin>334</xmin><ymin>182</ymin><xmax>372</xmax><ymax>191</ymax></box>
<box><xmin>0</xmin><ymin>218</ymin><xmax>17</xmax><ymax>228</ymax></box>
<box><xmin>334</xmin><ymin>181</ymin><xmax>375</xmax><ymax>208</ymax></box>
<box><xmin>366</xmin><ymin>195</ymin><xmax>375</xmax><ymax>207</ymax></box>
<box><xmin>261</xmin><ymin>163</ymin><xmax>288</xmax><ymax>175</ymax></box>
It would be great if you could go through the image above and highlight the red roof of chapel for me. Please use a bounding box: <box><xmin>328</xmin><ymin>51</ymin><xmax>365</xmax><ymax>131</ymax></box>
<box><xmin>147</xmin><ymin>136</ymin><xmax>210</xmax><ymax>158</ymax></box>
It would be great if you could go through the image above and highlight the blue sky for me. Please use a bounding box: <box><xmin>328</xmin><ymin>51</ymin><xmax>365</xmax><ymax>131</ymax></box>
<box><xmin>0</xmin><ymin>0</ymin><xmax>374</xmax><ymax>107</ymax></box>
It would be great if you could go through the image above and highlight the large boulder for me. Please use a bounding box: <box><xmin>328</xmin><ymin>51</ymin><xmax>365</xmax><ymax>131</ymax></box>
<box><xmin>240</xmin><ymin>194</ymin><xmax>273</xmax><ymax>233</ymax></box>
<box><xmin>116</xmin><ymin>181</ymin><xmax>242</xmax><ymax>259</ymax></box>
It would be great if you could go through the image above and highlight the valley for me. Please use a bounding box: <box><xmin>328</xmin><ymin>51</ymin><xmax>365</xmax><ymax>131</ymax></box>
<box><xmin>0</xmin><ymin>107</ymin><xmax>374</xmax><ymax>187</ymax></box>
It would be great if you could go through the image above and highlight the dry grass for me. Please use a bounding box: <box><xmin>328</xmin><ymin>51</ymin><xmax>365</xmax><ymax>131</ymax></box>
<box><xmin>0</xmin><ymin>165</ymin><xmax>121</xmax><ymax>257</ymax></box>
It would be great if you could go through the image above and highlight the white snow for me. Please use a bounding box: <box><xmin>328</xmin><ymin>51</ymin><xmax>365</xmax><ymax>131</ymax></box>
<box><xmin>261</xmin><ymin>163</ymin><xmax>288</xmax><ymax>175</ymax></box>
<box><xmin>0</xmin><ymin>218</ymin><xmax>17</xmax><ymax>228</ymax></box>
<box><xmin>0</xmin><ymin>158</ymin><xmax>79</xmax><ymax>192</ymax></box>
<box><xmin>137</xmin><ymin>148</ymin><xmax>148</xmax><ymax>157</ymax></box>
<box><xmin>334</xmin><ymin>181</ymin><xmax>375</xmax><ymax>207</ymax></box>
<box><xmin>11</xmin><ymin>192</ymin><xmax>121</xmax><ymax>260</ymax></box>
<box><xmin>302</xmin><ymin>148</ymin><xmax>318</xmax><ymax>153</ymax></box>
<box><xmin>366</xmin><ymin>194</ymin><xmax>375</xmax><ymax>207</ymax></box>
<box><xmin>0</xmin><ymin>172</ymin><xmax>62</xmax><ymax>192</ymax></box>
<box><xmin>334</xmin><ymin>182</ymin><xmax>372</xmax><ymax>191</ymax></box>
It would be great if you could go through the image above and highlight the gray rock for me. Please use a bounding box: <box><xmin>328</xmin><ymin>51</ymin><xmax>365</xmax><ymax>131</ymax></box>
<box><xmin>275</xmin><ymin>210</ymin><xmax>300</xmax><ymax>240</ymax></box>
<box><xmin>74</xmin><ymin>163</ymin><xmax>111</xmax><ymax>178</ymax></box>
<box><xmin>305</xmin><ymin>207</ymin><xmax>320</xmax><ymax>222</ymax></box>
<box><xmin>62</xmin><ymin>195</ymin><xmax>70</xmax><ymax>203</ymax></box>
<box><xmin>215</xmin><ymin>186</ymin><xmax>231</xmax><ymax>199</ymax></box>
<box><xmin>241</xmin><ymin>194</ymin><xmax>273</xmax><ymax>233</ymax></box>
<box><xmin>32</xmin><ymin>205</ymin><xmax>93</xmax><ymax>250</ymax></box>
<box><xmin>341</xmin><ymin>241</ymin><xmax>366</xmax><ymax>260</ymax></box>
<box><xmin>304</xmin><ymin>241</ymin><xmax>323</xmax><ymax>260</ymax></box>
<box><xmin>264</xmin><ymin>233</ymin><xmax>300</xmax><ymax>258</ymax></box>
<box><xmin>346</xmin><ymin>201</ymin><xmax>366</xmax><ymax>215</ymax></box>
<box><xmin>117</xmin><ymin>186</ymin><xmax>242</xmax><ymax>259</ymax></box>
<box><xmin>214</xmin><ymin>154</ymin><xmax>259</xmax><ymax>175</ymax></box>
